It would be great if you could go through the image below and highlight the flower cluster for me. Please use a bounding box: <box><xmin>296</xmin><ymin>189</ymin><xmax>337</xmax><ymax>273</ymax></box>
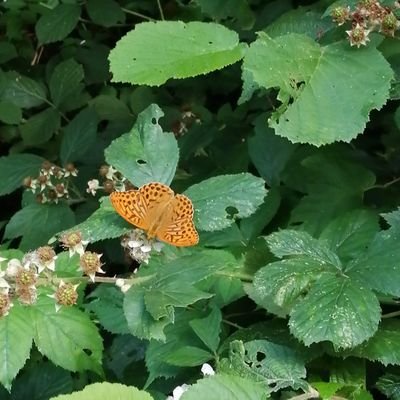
<box><xmin>331</xmin><ymin>1</ymin><xmax>400</xmax><ymax>47</ymax></box>
<box><xmin>24</xmin><ymin>161</ymin><xmax>78</xmax><ymax>204</ymax></box>
<box><xmin>86</xmin><ymin>165</ymin><xmax>135</xmax><ymax>197</ymax></box>
<box><xmin>120</xmin><ymin>228</ymin><xmax>164</xmax><ymax>264</ymax></box>
<box><xmin>0</xmin><ymin>231</ymin><xmax>108</xmax><ymax>316</ymax></box>
<box><xmin>171</xmin><ymin>106</ymin><xmax>202</xmax><ymax>137</ymax></box>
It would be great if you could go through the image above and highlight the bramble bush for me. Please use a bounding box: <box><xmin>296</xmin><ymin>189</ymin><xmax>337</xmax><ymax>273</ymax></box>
<box><xmin>1</xmin><ymin>0</ymin><xmax>400</xmax><ymax>399</ymax></box>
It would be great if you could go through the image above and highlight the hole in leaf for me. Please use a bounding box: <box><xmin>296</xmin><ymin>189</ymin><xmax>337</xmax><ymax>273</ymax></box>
<box><xmin>255</xmin><ymin>352</ymin><xmax>265</xmax><ymax>362</ymax></box>
<box><xmin>83</xmin><ymin>348</ymin><xmax>93</xmax><ymax>356</ymax></box>
<box><xmin>151</xmin><ymin>117</ymin><xmax>157</xmax><ymax>124</ymax></box>
<box><xmin>225</xmin><ymin>206</ymin><xmax>239</xmax><ymax>220</ymax></box>
<box><xmin>137</xmin><ymin>159</ymin><xmax>147</xmax><ymax>165</ymax></box>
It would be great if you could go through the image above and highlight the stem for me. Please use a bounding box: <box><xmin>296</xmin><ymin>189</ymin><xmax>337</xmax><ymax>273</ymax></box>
<box><xmin>222</xmin><ymin>319</ymin><xmax>243</xmax><ymax>330</ymax></box>
<box><xmin>216</xmin><ymin>271</ymin><xmax>253</xmax><ymax>282</ymax></box>
<box><xmin>367</xmin><ymin>176</ymin><xmax>400</xmax><ymax>190</ymax></box>
<box><xmin>289</xmin><ymin>388</ymin><xmax>319</xmax><ymax>400</ymax></box>
<box><xmin>44</xmin><ymin>273</ymin><xmax>157</xmax><ymax>286</ymax></box>
<box><xmin>382</xmin><ymin>310</ymin><xmax>400</xmax><ymax>319</ymax></box>
<box><xmin>156</xmin><ymin>0</ymin><xmax>165</xmax><ymax>20</ymax></box>
<box><xmin>121</xmin><ymin>7</ymin><xmax>156</xmax><ymax>21</ymax></box>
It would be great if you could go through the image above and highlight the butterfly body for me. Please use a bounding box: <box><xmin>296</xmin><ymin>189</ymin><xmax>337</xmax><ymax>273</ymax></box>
<box><xmin>110</xmin><ymin>182</ymin><xmax>199</xmax><ymax>247</ymax></box>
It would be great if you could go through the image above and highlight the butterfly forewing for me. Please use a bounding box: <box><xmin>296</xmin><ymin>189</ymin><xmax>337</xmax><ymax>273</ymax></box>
<box><xmin>157</xmin><ymin>194</ymin><xmax>199</xmax><ymax>247</ymax></box>
<box><xmin>110</xmin><ymin>190</ymin><xmax>149</xmax><ymax>230</ymax></box>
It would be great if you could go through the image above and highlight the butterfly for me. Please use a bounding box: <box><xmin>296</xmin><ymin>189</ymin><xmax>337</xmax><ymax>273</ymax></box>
<box><xmin>110</xmin><ymin>182</ymin><xmax>199</xmax><ymax>247</ymax></box>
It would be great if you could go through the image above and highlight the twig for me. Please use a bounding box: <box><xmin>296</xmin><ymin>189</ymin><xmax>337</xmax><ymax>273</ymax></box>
<box><xmin>122</xmin><ymin>7</ymin><xmax>156</xmax><ymax>21</ymax></box>
<box><xmin>156</xmin><ymin>0</ymin><xmax>165</xmax><ymax>20</ymax></box>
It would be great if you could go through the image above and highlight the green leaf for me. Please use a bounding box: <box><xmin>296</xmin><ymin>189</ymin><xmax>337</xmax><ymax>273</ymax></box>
<box><xmin>31</xmin><ymin>295</ymin><xmax>103</xmax><ymax>375</ymax></box>
<box><xmin>348</xmin><ymin>320</ymin><xmax>400</xmax><ymax>365</ymax></box>
<box><xmin>164</xmin><ymin>346</ymin><xmax>213</xmax><ymax>367</ymax></box>
<box><xmin>49</xmin><ymin>382</ymin><xmax>153</xmax><ymax>400</ymax></box>
<box><xmin>251</xmin><ymin>258</ymin><xmax>329</xmax><ymax>314</ymax></box>
<box><xmin>287</xmin><ymin>153</ymin><xmax>376</xmax><ymax>235</ymax></box>
<box><xmin>180</xmin><ymin>374</ymin><xmax>266</xmax><ymax>400</ymax></box>
<box><xmin>124</xmin><ymin>250</ymin><xmax>236</xmax><ymax>341</ymax></box>
<box><xmin>86</xmin><ymin>0</ymin><xmax>124</xmax><ymax>27</ymax></box>
<box><xmin>0</xmin><ymin>101</ymin><xmax>21</xmax><ymax>124</ymax></box>
<box><xmin>185</xmin><ymin>173</ymin><xmax>267</xmax><ymax>232</ymax></box>
<box><xmin>189</xmin><ymin>307</ymin><xmax>222</xmax><ymax>352</ymax></box>
<box><xmin>0</xmin><ymin>154</ymin><xmax>44</xmax><ymax>196</ymax></box>
<box><xmin>49</xmin><ymin>59</ymin><xmax>84</xmax><ymax>108</ymax></box>
<box><xmin>60</xmin><ymin>107</ymin><xmax>98</xmax><ymax>164</ymax></box>
<box><xmin>20</xmin><ymin>108</ymin><xmax>60</xmax><ymax>145</ymax></box>
<box><xmin>109</xmin><ymin>21</ymin><xmax>246</xmax><ymax>86</ymax></box>
<box><xmin>4</xmin><ymin>203</ymin><xmax>75</xmax><ymax>251</ymax></box>
<box><xmin>70</xmin><ymin>197</ymin><xmax>131</xmax><ymax>242</ymax></box>
<box><xmin>220</xmin><ymin>340</ymin><xmax>307</xmax><ymax>391</ymax></box>
<box><xmin>11</xmin><ymin>363</ymin><xmax>73</xmax><ymax>400</ymax></box>
<box><xmin>346</xmin><ymin>225</ymin><xmax>400</xmax><ymax>297</ymax></box>
<box><xmin>376</xmin><ymin>373</ymin><xmax>400</xmax><ymax>400</ymax></box>
<box><xmin>311</xmin><ymin>382</ymin><xmax>345</xmax><ymax>400</ymax></box>
<box><xmin>248</xmin><ymin>114</ymin><xmax>297</xmax><ymax>186</ymax></box>
<box><xmin>0</xmin><ymin>306</ymin><xmax>33</xmax><ymax>391</ymax></box>
<box><xmin>319</xmin><ymin>209</ymin><xmax>379</xmax><ymax>262</ymax></box>
<box><xmin>105</xmin><ymin>104</ymin><xmax>179</xmax><ymax>186</ymax></box>
<box><xmin>242</xmin><ymin>33</ymin><xmax>393</xmax><ymax>145</ymax></box>
<box><xmin>86</xmin><ymin>285</ymin><xmax>130</xmax><ymax>335</ymax></box>
<box><xmin>266</xmin><ymin>230</ymin><xmax>342</xmax><ymax>268</ymax></box>
<box><xmin>35</xmin><ymin>4</ymin><xmax>81</xmax><ymax>45</ymax></box>
<box><xmin>54</xmin><ymin>252</ymin><xmax>81</xmax><ymax>278</ymax></box>
<box><xmin>0</xmin><ymin>42</ymin><xmax>17</xmax><ymax>64</ymax></box>
<box><xmin>290</xmin><ymin>275</ymin><xmax>380</xmax><ymax>349</ymax></box>
<box><xmin>1</xmin><ymin>72</ymin><xmax>47</xmax><ymax>108</ymax></box>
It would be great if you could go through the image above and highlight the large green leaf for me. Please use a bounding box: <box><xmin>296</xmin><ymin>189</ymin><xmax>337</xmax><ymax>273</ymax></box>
<box><xmin>348</xmin><ymin>320</ymin><xmax>400</xmax><ymax>366</ymax></box>
<box><xmin>251</xmin><ymin>258</ymin><xmax>329</xmax><ymax>314</ymax></box>
<box><xmin>266</xmin><ymin>230</ymin><xmax>342</xmax><ymax>268</ymax></box>
<box><xmin>0</xmin><ymin>306</ymin><xmax>33</xmax><ymax>390</ymax></box>
<box><xmin>242</xmin><ymin>33</ymin><xmax>393</xmax><ymax>145</ymax></box>
<box><xmin>220</xmin><ymin>340</ymin><xmax>307</xmax><ymax>392</ymax></box>
<box><xmin>20</xmin><ymin>108</ymin><xmax>60</xmax><ymax>146</ymax></box>
<box><xmin>0</xmin><ymin>154</ymin><xmax>44</xmax><ymax>196</ymax></box>
<box><xmin>31</xmin><ymin>295</ymin><xmax>103</xmax><ymax>375</ymax></box>
<box><xmin>49</xmin><ymin>382</ymin><xmax>153</xmax><ymax>400</ymax></box>
<box><xmin>377</xmin><ymin>374</ymin><xmax>400</xmax><ymax>400</ymax></box>
<box><xmin>124</xmin><ymin>250</ymin><xmax>236</xmax><ymax>341</ymax></box>
<box><xmin>290</xmin><ymin>275</ymin><xmax>380</xmax><ymax>349</ymax></box>
<box><xmin>70</xmin><ymin>197</ymin><xmax>131</xmax><ymax>243</ymax></box>
<box><xmin>345</xmin><ymin>224</ymin><xmax>400</xmax><ymax>297</ymax></box>
<box><xmin>4</xmin><ymin>204</ymin><xmax>75</xmax><ymax>251</ymax></box>
<box><xmin>181</xmin><ymin>374</ymin><xmax>266</xmax><ymax>400</ymax></box>
<box><xmin>109</xmin><ymin>21</ymin><xmax>246</xmax><ymax>86</ymax></box>
<box><xmin>319</xmin><ymin>209</ymin><xmax>379</xmax><ymax>263</ymax></box>
<box><xmin>105</xmin><ymin>104</ymin><xmax>179</xmax><ymax>186</ymax></box>
<box><xmin>35</xmin><ymin>4</ymin><xmax>81</xmax><ymax>45</ymax></box>
<box><xmin>60</xmin><ymin>107</ymin><xmax>98</xmax><ymax>164</ymax></box>
<box><xmin>185</xmin><ymin>173</ymin><xmax>267</xmax><ymax>232</ymax></box>
<box><xmin>49</xmin><ymin>59</ymin><xmax>84</xmax><ymax>108</ymax></box>
<box><xmin>11</xmin><ymin>363</ymin><xmax>73</xmax><ymax>400</ymax></box>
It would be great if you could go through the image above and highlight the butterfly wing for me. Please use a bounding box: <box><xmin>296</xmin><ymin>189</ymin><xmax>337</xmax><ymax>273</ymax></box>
<box><xmin>110</xmin><ymin>190</ymin><xmax>149</xmax><ymax>230</ymax></box>
<box><xmin>110</xmin><ymin>182</ymin><xmax>174</xmax><ymax>233</ymax></box>
<box><xmin>157</xmin><ymin>194</ymin><xmax>199</xmax><ymax>247</ymax></box>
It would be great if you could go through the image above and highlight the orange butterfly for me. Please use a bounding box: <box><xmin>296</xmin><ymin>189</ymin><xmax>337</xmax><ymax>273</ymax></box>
<box><xmin>110</xmin><ymin>182</ymin><xmax>199</xmax><ymax>247</ymax></box>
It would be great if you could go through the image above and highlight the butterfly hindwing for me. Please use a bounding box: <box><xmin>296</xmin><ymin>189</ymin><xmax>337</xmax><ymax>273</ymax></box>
<box><xmin>157</xmin><ymin>194</ymin><xmax>199</xmax><ymax>247</ymax></box>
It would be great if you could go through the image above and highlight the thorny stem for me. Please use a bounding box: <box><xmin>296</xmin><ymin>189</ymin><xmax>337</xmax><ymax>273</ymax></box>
<box><xmin>41</xmin><ymin>274</ymin><xmax>157</xmax><ymax>286</ymax></box>
<box><xmin>382</xmin><ymin>310</ymin><xmax>400</xmax><ymax>319</ymax></box>
<box><xmin>156</xmin><ymin>0</ymin><xmax>165</xmax><ymax>20</ymax></box>
<box><xmin>121</xmin><ymin>7</ymin><xmax>156</xmax><ymax>21</ymax></box>
<box><xmin>367</xmin><ymin>176</ymin><xmax>400</xmax><ymax>190</ymax></box>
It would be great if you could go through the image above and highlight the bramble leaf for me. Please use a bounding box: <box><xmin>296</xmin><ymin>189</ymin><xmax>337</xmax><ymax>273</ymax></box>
<box><xmin>105</xmin><ymin>104</ymin><xmax>179</xmax><ymax>186</ymax></box>
<box><xmin>185</xmin><ymin>173</ymin><xmax>267</xmax><ymax>232</ymax></box>
<box><xmin>242</xmin><ymin>33</ymin><xmax>393</xmax><ymax>145</ymax></box>
<box><xmin>109</xmin><ymin>21</ymin><xmax>246</xmax><ymax>86</ymax></box>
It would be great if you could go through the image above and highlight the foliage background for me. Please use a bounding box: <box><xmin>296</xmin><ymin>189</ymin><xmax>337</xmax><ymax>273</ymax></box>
<box><xmin>1</xmin><ymin>0</ymin><xmax>400</xmax><ymax>399</ymax></box>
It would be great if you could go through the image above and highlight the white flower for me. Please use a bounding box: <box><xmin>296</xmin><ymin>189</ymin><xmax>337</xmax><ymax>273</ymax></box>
<box><xmin>6</xmin><ymin>259</ymin><xmax>22</xmax><ymax>277</ymax></box>
<box><xmin>105</xmin><ymin>165</ymin><xmax>118</xmax><ymax>180</ymax></box>
<box><xmin>86</xmin><ymin>179</ymin><xmax>100</xmax><ymax>196</ymax></box>
<box><xmin>201</xmin><ymin>363</ymin><xmax>215</xmax><ymax>376</ymax></box>
<box><xmin>166</xmin><ymin>384</ymin><xmax>190</xmax><ymax>400</ymax></box>
<box><xmin>0</xmin><ymin>271</ymin><xmax>10</xmax><ymax>290</ymax></box>
<box><xmin>115</xmin><ymin>278</ymin><xmax>125</xmax><ymax>288</ymax></box>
